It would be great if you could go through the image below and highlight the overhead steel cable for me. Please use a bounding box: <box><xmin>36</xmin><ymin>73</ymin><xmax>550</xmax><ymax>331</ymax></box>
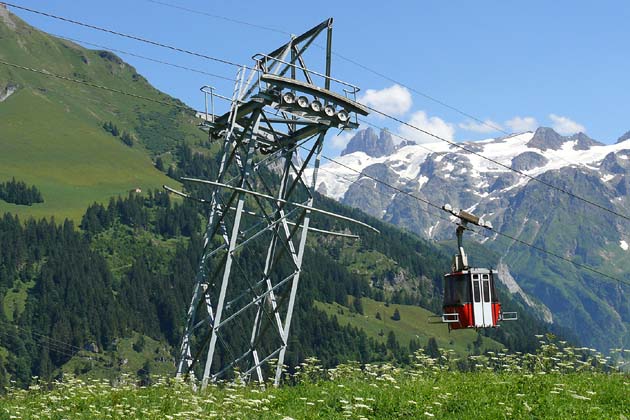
<box><xmin>143</xmin><ymin>0</ymin><xmax>288</xmax><ymax>36</ymax></box>
<box><xmin>0</xmin><ymin>323</ymin><xmax>154</xmax><ymax>376</ymax></box>
<box><xmin>137</xmin><ymin>0</ymin><xmax>507</xmax><ymax>136</ymax></box>
<box><xmin>0</xmin><ymin>329</ymin><xmax>80</xmax><ymax>360</ymax></box>
<box><xmin>4</xmin><ymin>47</ymin><xmax>628</xmax><ymax>225</ymax></box>
<box><xmin>54</xmin><ymin>34</ymin><xmax>237</xmax><ymax>82</ymax></box>
<box><xmin>7</xmin><ymin>2</ymin><xmax>615</xmax><ymax>222</ymax></box>
<box><xmin>136</xmin><ymin>0</ymin><xmax>594</xmax><ymax>172</ymax></box>
<box><xmin>0</xmin><ymin>324</ymin><xmax>82</xmax><ymax>355</ymax></box>
<box><xmin>2</xmin><ymin>7</ymin><xmax>627</xmax><ymax>278</ymax></box>
<box><xmin>315</xmin><ymin>164</ymin><xmax>484</xmax><ymax>242</ymax></box>
<box><xmin>3</xmin><ymin>2</ymin><xmax>252</xmax><ymax>71</ymax></box>
<box><xmin>356</xmin><ymin>117</ymin><xmax>591</xmax><ymax>217</ymax></box>
<box><xmin>359</xmin><ymin>103</ymin><xmax>630</xmax><ymax>223</ymax></box>
<box><xmin>333</xmin><ymin>54</ymin><xmax>506</xmax><ymax>134</ymax></box>
<box><xmin>312</xmin><ymin>148</ymin><xmax>630</xmax><ymax>286</ymax></box>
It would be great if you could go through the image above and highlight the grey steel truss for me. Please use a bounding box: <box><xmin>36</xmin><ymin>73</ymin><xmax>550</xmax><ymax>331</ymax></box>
<box><xmin>170</xmin><ymin>18</ymin><xmax>370</xmax><ymax>388</ymax></box>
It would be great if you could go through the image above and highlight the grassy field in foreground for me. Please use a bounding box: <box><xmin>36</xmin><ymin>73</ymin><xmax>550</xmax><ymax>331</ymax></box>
<box><xmin>1</xmin><ymin>371</ymin><xmax>627</xmax><ymax>419</ymax></box>
<box><xmin>315</xmin><ymin>297</ymin><xmax>503</xmax><ymax>355</ymax></box>
<box><xmin>2</xmin><ymin>338</ymin><xmax>629</xmax><ymax>419</ymax></box>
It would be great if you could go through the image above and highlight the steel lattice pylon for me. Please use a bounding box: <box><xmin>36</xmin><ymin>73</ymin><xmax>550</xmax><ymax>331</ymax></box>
<box><xmin>169</xmin><ymin>18</ymin><xmax>370</xmax><ymax>388</ymax></box>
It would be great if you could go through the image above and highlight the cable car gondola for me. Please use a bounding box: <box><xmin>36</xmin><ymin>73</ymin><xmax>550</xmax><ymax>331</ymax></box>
<box><xmin>437</xmin><ymin>204</ymin><xmax>517</xmax><ymax>330</ymax></box>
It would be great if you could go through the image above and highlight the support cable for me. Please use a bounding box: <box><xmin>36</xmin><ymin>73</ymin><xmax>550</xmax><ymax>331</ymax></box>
<box><xmin>312</xmin><ymin>148</ymin><xmax>630</xmax><ymax>286</ymax></box>
<box><xmin>1</xmin><ymin>52</ymin><xmax>627</xmax><ymax>285</ymax></box>
<box><xmin>144</xmin><ymin>0</ymin><xmax>288</xmax><ymax>36</ymax></box>
<box><xmin>135</xmin><ymin>0</ymin><xmax>593</xmax><ymax>171</ymax></box>
<box><xmin>5</xmin><ymin>3</ymin><xmax>617</xmax><ymax>221</ymax></box>
<box><xmin>137</xmin><ymin>0</ymin><xmax>504</xmax><ymax>134</ymax></box>
<box><xmin>359</xmin><ymin>104</ymin><xmax>630</xmax><ymax>223</ymax></box>
<box><xmin>0</xmin><ymin>59</ymin><xmax>192</xmax><ymax>110</ymax></box>
<box><xmin>54</xmin><ymin>34</ymin><xmax>237</xmax><ymax>82</ymax></box>
<box><xmin>0</xmin><ymin>328</ymin><xmax>153</xmax><ymax>376</ymax></box>
<box><xmin>3</xmin><ymin>2</ymin><xmax>251</xmax><ymax>70</ymax></box>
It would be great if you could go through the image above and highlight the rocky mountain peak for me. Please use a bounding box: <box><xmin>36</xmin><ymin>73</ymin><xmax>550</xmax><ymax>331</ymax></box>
<box><xmin>616</xmin><ymin>130</ymin><xmax>630</xmax><ymax>144</ymax></box>
<box><xmin>526</xmin><ymin>127</ymin><xmax>601</xmax><ymax>151</ymax></box>
<box><xmin>526</xmin><ymin>127</ymin><xmax>566</xmax><ymax>151</ymax></box>
<box><xmin>341</xmin><ymin>128</ymin><xmax>396</xmax><ymax>158</ymax></box>
<box><xmin>569</xmin><ymin>132</ymin><xmax>603</xmax><ymax>150</ymax></box>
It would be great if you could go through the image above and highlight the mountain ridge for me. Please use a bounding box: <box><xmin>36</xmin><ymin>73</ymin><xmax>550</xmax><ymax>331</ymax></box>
<box><xmin>317</xmin><ymin>125</ymin><xmax>630</xmax><ymax>350</ymax></box>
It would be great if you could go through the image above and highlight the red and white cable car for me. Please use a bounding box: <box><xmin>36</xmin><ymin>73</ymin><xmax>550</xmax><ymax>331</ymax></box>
<box><xmin>437</xmin><ymin>205</ymin><xmax>517</xmax><ymax>330</ymax></box>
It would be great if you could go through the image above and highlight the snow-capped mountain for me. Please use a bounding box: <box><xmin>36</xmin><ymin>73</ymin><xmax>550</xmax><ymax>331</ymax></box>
<box><xmin>313</xmin><ymin>127</ymin><xmax>630</xmax><ymax>350</ymax></box>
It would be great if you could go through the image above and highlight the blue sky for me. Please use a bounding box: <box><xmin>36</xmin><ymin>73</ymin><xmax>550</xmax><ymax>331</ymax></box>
<box><xmin>8</xmin><ymin>0</ymin><xmax>630</xmax><ymax>154</ymax></box>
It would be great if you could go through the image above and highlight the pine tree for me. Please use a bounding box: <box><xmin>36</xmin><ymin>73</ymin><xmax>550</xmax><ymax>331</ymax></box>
<box><xmin>138</xmin><ymin>361</ymin><xmax>152</xmax><ymax>386</ymax></box>
<box><xmin>391</xmin><ymin>308</ymin><xmax>401</xmax><ymax>321</ymax></box>
<box><xmin>37</xmin><ymin>346</ymin><xmax>53</xmax><ymax>382</ymax></box>
<box><xmin>353</xmin><ymin>297</ymin><xmax>364</xmax><ymax>315</ymax></box>
<box><xmin>386</xmin><ymin>330</ymin><xmax>398</xmax><ymax>351</ymax></box>
<box><xmin>121</xmin><ymin>131</ymin><xmax>134</xmax><ymax>147</ymax></box>
<box><xmin>425</xmin><ymin>337</ymin><xmax>441</xmax><ymax>359</ymax></box>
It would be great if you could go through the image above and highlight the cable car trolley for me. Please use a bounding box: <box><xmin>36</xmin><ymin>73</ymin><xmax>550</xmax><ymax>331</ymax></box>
<box><xmin>436</xmin><ymin>204</ymin><xmax>517</xmax><ymax>330</ymax></box>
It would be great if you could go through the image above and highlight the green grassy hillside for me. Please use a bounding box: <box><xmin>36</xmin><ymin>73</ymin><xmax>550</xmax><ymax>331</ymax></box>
<box><xmin>316</xmin><ymin>297</ymin><xmax>503</xmax><ymax>355</ymax></box>
<box><xmin>0</xmin><ymin>7</ymin><xmax>203</xmax><ymax>221</ymax></box>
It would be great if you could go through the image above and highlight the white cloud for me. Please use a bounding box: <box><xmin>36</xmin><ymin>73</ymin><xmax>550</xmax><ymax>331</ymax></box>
<box><xmin>328</xmin><ymin>130</ymin><xmax>354</xmax><ymax>150</ymax></box>
<box><xmin>458</xmin><ymin>119</ymin><xmax>503</xmax><ymax>133</ymax></box>
<box><xmin>398</xmin><ymin>111</ymin><xmax>455</xmax><ymax>144</ymax></box>
<box><xmin>505</xmin><ymin>116</ymin><xmax>538</xmax><ymax>133</ymax></box>
<box><xmin>548</xmin><ymin>114</ymin><xmax>585</xmax><ymax>135</ymax></box>
<box><xmin>359</xmin><ymin>84</ymin><xmax>412</xmax><ymax>117</ymax></box>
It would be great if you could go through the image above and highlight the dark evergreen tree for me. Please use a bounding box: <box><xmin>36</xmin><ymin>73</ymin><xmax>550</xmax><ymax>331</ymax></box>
<box><xmin>391</xmin><ymin>308</ymin><xmax>401</xmax><ymax>321</ymax></box>
<box><xmin>138</xmin><ymin>361</ymin><xmax>152</xmax><ymax>386</ymax></box>
<box><xmin>386</xmin><ymin>330</ymin><xmax>398</xmax><ymax>351</ymax></box>
<box><xmin>102</xmin><ymin>121</ymin><xmax>119</xmax><ymax>136</ymax></box>
<box><xmin>425</xmin><ymin>337</ymin><xmax>441</xmax><ymax>359</ymax></box>
<box><xmin>0</xmin><ymin>178</ymin><xmax>44</xmax><ymax>206</ymax></box>
<box><xmin>120</xmin><ymin>131</ymin><xmax>134</xmax><ymax>147</ymax></box>
<box><xmin>353</xmin><ymin>297</ymin><xmax>364</xmax><ymax>315</ymax></box>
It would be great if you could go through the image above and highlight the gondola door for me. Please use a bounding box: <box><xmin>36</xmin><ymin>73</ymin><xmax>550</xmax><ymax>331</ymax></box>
<box><xmin>481</xmin><ymin>274</ymin><xmax>493</xmax><ymax>327</ymax></box>
<box><xmin>471</xmin><ymin>274</ymin><xmax>484</xmax><ymax>327</ymax></box>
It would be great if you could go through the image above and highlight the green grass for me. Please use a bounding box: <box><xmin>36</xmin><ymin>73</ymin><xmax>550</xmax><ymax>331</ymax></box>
<box><xmin>2</xmin><ymin>279</ymin><xmax>35</xmax><ymax>321</ymax></box>
<box><xmin>315</xmin><ymin>297</ymin><xmax>502</xmax><ymax>355</ymax></box>
<box><xmin>0</xmin><ymin>11</ymin><xmax>200</xmax><ymax>223</ymax></box>
<box><xmin>2</xmin><ymin>339</ymin><xmax>629</xmax><ymax>419</ymax></box>
<box><xmin>0</xmin><ymin>82</ymin><xmax>177</xmax><ymax>223</ymax></box>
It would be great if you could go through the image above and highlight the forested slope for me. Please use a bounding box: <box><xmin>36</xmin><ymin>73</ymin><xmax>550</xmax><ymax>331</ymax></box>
<box><xmin>0</xmin><ymin>143</ymin><xmax>556</xmax><ymax>388</ymax></box>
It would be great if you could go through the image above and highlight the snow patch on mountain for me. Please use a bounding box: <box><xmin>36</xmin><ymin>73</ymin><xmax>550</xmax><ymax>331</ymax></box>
<box><xmin>315</xmin><ymin>128</ymin><xmax>630</xmax><ymax>207</ymax></box>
